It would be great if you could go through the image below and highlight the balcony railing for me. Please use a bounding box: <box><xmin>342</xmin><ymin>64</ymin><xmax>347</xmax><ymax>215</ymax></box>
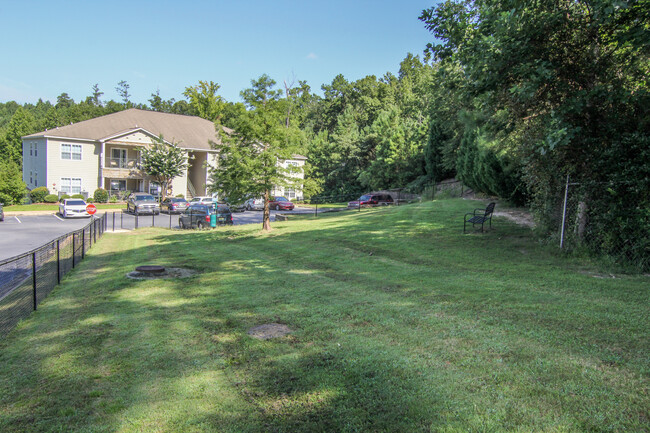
<box><xmin>105</xmin><ymin>158</ymin><xmax>140</xmax><ymax>169</ymax></box>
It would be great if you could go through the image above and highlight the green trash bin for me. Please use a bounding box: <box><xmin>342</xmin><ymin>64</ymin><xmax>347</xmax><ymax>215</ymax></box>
<box><xmin>210</xmin><ymin>212</ymin><xmax>217</xmax><ymax>228</ymax></box>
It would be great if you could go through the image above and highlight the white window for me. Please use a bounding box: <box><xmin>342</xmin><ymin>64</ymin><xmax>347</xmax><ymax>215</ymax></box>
<box><xmin>34</xmin><ymin>172</ymin><xmax>38</xmax><ymax>187</ymax></box>
<box><xmin>30</xmin><ymin>143</ymin><xmax>33</xmax><ymax>156</ymax></box>
<box><xmin>287</xmin><ymin>161</ymin><xmax>299</xmax><ymax>167</ymax></box>
<box><xmin>34</xmin><ymin>143</ymin><xmax>37</xmax><ymax>157</ymax></box>
<box><xmin>61</xmin><ymin>178</ymin><xmax>82</xmax><ymax>194</ymax></box>
<box><xmin>285</xmin><ymin>188</ymin><xmax>296</xmax><ymax>199</ymax></box>
<box><xmin>61</xmin><ymin>144</ymin><xmax>82</xmax><ymax>160</ymax></box>
<box><xmin>30</xmin><ymin>171</ymin><xmax>32</xmax><ymax>184</ymax></box>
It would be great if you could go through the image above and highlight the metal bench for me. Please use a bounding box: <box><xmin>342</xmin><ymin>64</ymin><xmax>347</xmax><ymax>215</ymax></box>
<box><xmin>463</xmin><ymin>202</ymin><xmax>496</xmax><ymax>233</ymax></box>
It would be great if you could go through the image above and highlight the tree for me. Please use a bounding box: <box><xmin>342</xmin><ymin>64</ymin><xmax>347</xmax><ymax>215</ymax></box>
<box><xmin>140</xmin><ymin>135</ymin><xmax>188</xmax><ymax>200</ymax></box>
<box><xmin>149</xmin><ymin>89</ymin><xmax>175</xmax><ymax>112</ymax></box>
<box><xmin>91</xmin><ymin>84</ymin><xmax>103</xmax><ymax>107</ymax></box>
<box><xmin>0</xmin><ymin>107</ymin><xmax>35</xmax><ymax>165</ymax></box>
<box><xmin>116</xmin><ymin>80</ymin><xmax>131</xmax><ymax>107</ymax></box>
<box><xmin>210</xmin><ymin>75</ymin><xmax>302</xmax><ymax>231</ymax></box>
<box><xmin>183</xmin><ymin>81</ymin><xmax>224</xmax><ymax>121</ymax></box>
<box><xmin>0</xmin><ymin>160</ymin><xmax>26</xmax><ymax>205</ymax></box>
<box><xmin>55</xmin><ymin>93</ymin><xmax>74</xmax><ymax>109</ymax></box>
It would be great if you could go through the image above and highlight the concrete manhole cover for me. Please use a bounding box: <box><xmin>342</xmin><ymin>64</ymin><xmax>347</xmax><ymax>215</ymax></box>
<box><xmin>248</xmin><ymin>323</ymin><xmax>293</xmax><ymax>340</ymax></box>
<box><xmin>126</xmin><ymin>267</ymin><xmax>198</xmax><ymax>280</ymax></box>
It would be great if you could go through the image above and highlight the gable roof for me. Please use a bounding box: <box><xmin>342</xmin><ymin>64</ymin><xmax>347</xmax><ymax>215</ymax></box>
<box><xmin>23</xmin><ymin>109</ymin><xmax>222</xmax><ymax>150</ymax></box>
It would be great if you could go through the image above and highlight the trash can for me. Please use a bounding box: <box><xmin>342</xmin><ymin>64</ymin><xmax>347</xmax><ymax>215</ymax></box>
<box><xmin>210</xmin><ymin>212</ymin><xmax>217</xmax><ymax>228</ymax></box>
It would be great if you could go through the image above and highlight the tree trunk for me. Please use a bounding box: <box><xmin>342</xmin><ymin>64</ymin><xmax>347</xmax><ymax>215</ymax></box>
<box><xmin>575</xmin><ymin>200</ymin><xmax>588</xmax><ymax>242</ymax></box>
<box><xmin>262</xmin><ymin>190</ymin><xmax>271</xmax><ymax>231</ymax></box>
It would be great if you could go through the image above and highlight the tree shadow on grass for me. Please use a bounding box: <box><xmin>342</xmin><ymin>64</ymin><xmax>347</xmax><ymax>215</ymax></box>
<box><xmin>0</xmin><ymin>200</ymin><xmax>647</xmax><ymax>432</ymax></box>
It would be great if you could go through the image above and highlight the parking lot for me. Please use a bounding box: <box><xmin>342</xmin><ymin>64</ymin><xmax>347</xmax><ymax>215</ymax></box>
<box><xmin>0</xmin><ymin>207</ymin><xmax>321</xmax><ymax>261</ymax></box>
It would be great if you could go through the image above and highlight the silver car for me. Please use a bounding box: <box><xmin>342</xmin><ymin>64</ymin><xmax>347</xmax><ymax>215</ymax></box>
<box><xmin>244</xmin><ymin>197</ymin><xmax>264</xmax><ymax>211</ymax></box>
<box><xmin>126</xmin><ymin>193</ymin><xmax>160</xmax><ymax>214</ymax></box>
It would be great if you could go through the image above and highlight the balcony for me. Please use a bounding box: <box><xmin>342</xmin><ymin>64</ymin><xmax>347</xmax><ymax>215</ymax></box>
<box><xmin>103</xmin><ymin>157</ymin><xmax>144</xmax><ymax>179</ymax></box>
<box><xmin>106</xmin><ymin>157</ymin><xmax>140</xmax><ymax>169</ymax></box>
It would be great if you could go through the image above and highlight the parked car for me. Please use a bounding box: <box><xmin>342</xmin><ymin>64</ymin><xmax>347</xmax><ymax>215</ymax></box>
<box><xmin>126</xmin><ymin>193</ymin><xmax>160</xmax><ymax>214</ymax></box>
<box><xmin>0</xmin><ymin>203</ymin><xmax>4</xmax><ymax>222</ymax></box>
<box><xmin>218</xmin><ymin>197</ymin><xmax>246</xmax><ymax>212</ymax></box>
<box><xmin>347</xmin><ymin>193</ymin><xmax>394</xmax><ymax>208</ymax></box>
<box><xmin>178</xmin><ymin>204</ymin><xmax>233</xmax><ymax>229</ymax></box>
<box><xmin>59</xmin><ymin>198</ymin><xmax>90</xmax><ymax>218</ymax></box>
<box><xmin>161</xmin><ymin>197</ymin><xmax>188</xmax><ymax>214</ymax></box>
<box><xmin>188</xmin><ymin>196</ymin><xmax>215</xmax><ymax>206</ymax></box>
<box><xmin>268</xmin><ymin>196</ymin><xmax>295</xmax><ymax>211</ymax></box>
<box><xmin>244</xmin><ymin>197</ymin><xmax>264</xmax><ymax>211</ymax></box>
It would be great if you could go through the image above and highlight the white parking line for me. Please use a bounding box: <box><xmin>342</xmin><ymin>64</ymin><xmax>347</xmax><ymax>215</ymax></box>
<box><xmin>53</xmin><ymin>213</ymin><xmax>64</xmax><ymax>221</ymax></box>
<box><xmin>14</xmin><ymin>216</ymin><xmax>21</xmax><ymax>223</ymax></box>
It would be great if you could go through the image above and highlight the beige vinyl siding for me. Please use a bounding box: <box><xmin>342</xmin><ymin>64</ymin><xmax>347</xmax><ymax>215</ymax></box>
<box><xmin>46</xmin><ymin>138</ymin><xmax>100</xmax><ymax>196</ymax></box>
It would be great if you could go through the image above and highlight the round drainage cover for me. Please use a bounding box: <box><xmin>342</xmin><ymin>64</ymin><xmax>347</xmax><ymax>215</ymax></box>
<box><xmin>135</xmin><ymin>265</ymin><xmax>166</xmax><ymax>274</ymax></box>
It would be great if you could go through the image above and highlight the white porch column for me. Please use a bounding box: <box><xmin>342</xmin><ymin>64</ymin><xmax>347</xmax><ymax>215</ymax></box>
<box><xmin>99</xmin><ymin>141</ymin><xmax>105</xmax><ymax>188</ymax></box>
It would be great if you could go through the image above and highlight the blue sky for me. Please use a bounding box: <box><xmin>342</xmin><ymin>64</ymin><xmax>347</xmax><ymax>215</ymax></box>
<box><xmin>0</xmin><ymin>0</ymin><xmax>438</xmax><ymax>106</ymax></box>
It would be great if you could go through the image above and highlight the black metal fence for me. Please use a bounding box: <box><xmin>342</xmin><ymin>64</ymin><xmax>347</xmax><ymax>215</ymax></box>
<box><xmin>0</xmin><ymin>213</ymin><xmax>108</xmax><ymax>337</ymax></box>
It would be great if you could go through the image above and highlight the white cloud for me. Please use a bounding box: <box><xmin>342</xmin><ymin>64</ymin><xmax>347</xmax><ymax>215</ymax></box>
<box><xmin>306</xmin><ymin>53</ymin><xmax>318</xmax><ymax>60</ymax></box>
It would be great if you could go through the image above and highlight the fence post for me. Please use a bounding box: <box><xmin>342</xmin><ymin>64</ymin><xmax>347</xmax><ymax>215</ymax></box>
<box><xmin>315</xmin><ymin>202</ymin><xmax>318</xmax><ymax>218</ymax></box>
<box><xmin>94</xmin><ymin>219</ymin><xmax>97</xmax><ymax>244</ymax></box>
<box><xmin>560</xmin><ymin>174</ymin><xmax>570</xmax><ymax>249</ymax></box>
<box><xmin>82</xmin><ymin>228</ymin><xmax>85</xmax><ymax>259</ymax></box>
<box><xmin>135</xmin><ymin>210</ymin><xmax>138</xmax><ymax>229</ymax></box>
<box><xmin>121</xmin><ymin>211</ymin><xmax>123</xmax><ymax>229</ymax></box>
<box><xmin>32</xmin><ymin>252</ymin><xmax>37</xmax><ymax>311</ymax></box>
<box><xmin>152</xmin><ymin>212</ymin><xmax>155</xmax><ymax>227</ymax></box>
<box><xmin>169</xmin><ymin>210</ymin><xmax>172</xmax><ymax>229</ymax></box>
<box><xmin>72</xmin><ymin>233</ymin><xmax>76</xmax><ymax>268</ymax></box>
<box><xmin>56</xmin><ymin>239</ymin><xmax>60</xmax><ymax>284</ymax></box>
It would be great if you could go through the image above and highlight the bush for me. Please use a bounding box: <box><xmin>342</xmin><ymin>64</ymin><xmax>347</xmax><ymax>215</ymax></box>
<box><xmin>176</xmin><ymin>194</ymin><xmax>185</xmax><ymax>198</ymax></box>
<box><xmin>30</xmin><ymin>186</ymin><xmax>50</xmax><ymax>203</ymax></box>
<box><xmin>93</xmin><ymin>188</ymin><xmax>108</xmax><ymax>203</ymax></box>
<box><xmin>44</xmin><ymin>194</ymin><xmax>59</xmax><ymax>203</ymax></box>
<box><xmin>109</xmin><ymin>195</ymin><xmax>118</xmax><ymax>203</ymax></box>
<box><xmin>59</xmin><ymin>194</ymin><xmax>70</xmax><ymax>201</ymax></box>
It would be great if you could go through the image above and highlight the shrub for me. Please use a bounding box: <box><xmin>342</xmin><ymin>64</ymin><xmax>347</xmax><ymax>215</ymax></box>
<box><xmin>176</xmin><ymin>194</ymin><xmax>185</xmax><ymax>198</ymax></box>
<box><xmin>71</xmin><ymin>194</ymin><xmax>85</xmax><ymax>199</ymax></box>
<box><xmin>109</xmin><ymin>195</ymin><xmax>118</xmax><ymax>203</ymax></box>
<box><xmin>30</xmin><ymin>186</ymin><xmax>50</xmax><ymax>203</ymax></box>
<box><xmin>93</xmin><ymin>188</ymin><xmax>108</xmax><ymax>203</ymax></box>
<box><xmin>59</xmin><ymin>194</ymin><xmax>71</xmax><ymax>201</ymax></box>
<box><xmin>44</xmin><ymin>194</ymin><xmax>59</xmax><ymax>203</ymax></box>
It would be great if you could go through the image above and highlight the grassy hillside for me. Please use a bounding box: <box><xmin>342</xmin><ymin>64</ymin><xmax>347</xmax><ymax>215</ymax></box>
<box><xmin>0</xmin><ymin>199</ymin><xmax>647</xmax><ymax>432</ymax></box>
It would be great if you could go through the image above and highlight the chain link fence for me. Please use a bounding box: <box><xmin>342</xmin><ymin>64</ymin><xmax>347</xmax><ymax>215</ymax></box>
<box><xmin>553</xmin><ymin>178</ymin><xmax>649</xmax><ymax>271</ymax></box>
<box><xmin>0</xmin><ymin>214</ymin><xmax>107</xmax><ymax>337</ymax></box>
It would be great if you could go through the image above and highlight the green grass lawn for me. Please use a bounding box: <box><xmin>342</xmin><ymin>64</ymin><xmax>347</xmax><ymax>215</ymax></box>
<box><xmin>5</xmin><ymin>203</ymin><xmax>126</xmax><ymax>212</ymax></box>
<box><xmin>0</xmin><ymin>199</ymin><xmax>647</xmax><ymax>432</ymax></box>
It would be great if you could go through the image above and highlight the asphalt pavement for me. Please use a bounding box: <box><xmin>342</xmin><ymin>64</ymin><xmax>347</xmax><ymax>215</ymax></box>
<box><xmin>0</xmin><ymin>207</ymin><xmax>322</xmax><ymax>261</ymax></box>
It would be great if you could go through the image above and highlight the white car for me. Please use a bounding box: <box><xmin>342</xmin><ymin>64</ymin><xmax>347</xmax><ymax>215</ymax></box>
<box><xmin>244</xmin><ymin>197</ymin><xmax>264</xmax><ymax>211</ymax></box>
<box><xmin>188</xmin><ymin>196</ymin><xmax>215</xmax><ymax>206</ymax></box>
<box><xmin>59</xmin><ymin>199</ymin><xmax>90</xmax><ymax>218</ymax></box>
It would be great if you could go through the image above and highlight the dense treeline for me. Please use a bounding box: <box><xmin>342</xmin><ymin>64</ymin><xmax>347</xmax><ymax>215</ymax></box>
<box><xmin>1</xmin><ymin>0</ymin><xmax>647</xmax><ymax>266</ymax></box>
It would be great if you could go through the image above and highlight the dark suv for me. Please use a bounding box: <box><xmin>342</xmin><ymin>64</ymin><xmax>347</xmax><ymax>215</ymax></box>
<box><xmin>347</xmin><ymin>193</ymin><xmax>394</xmax><ymax>208</ymax></box>
<box><xmin>179</xmin><ymin>204</ymin><xmax>233</xmax><ymax>229</ymax></box>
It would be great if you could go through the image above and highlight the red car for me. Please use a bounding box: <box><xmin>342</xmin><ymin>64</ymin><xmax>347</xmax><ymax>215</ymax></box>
<box><xmin>347</xmin><ymin>193</ymin><xmax>394</xmax><ymax>208</ymax></box>
<box><xmin>269</xmin><ymin>196</ymin><xmax>294</xmax><ymax>211</ymax></box>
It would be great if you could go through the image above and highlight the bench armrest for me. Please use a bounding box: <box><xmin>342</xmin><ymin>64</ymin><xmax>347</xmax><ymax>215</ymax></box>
<box><xmin>473</xmin><ymin>208</ymin><xmax>486</xmax><ymax>215</ymax></box>
<box><xmin>464</xmin><ymin>212</ymin><xmax>476</xmax><ymax>221</ymax></box>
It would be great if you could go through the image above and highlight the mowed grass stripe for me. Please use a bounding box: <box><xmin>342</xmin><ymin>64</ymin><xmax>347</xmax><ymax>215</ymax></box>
<box><xmin>0</xmin><ymin>199</ymin><xmax>647</xmax><ymax>432</ymax></box>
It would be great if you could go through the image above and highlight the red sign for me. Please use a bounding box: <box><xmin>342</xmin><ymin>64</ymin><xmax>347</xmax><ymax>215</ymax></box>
<box><xmin>86</xmin><ymin>204</ymin><xmax>97</xmax><ymax>215</ymax></box>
